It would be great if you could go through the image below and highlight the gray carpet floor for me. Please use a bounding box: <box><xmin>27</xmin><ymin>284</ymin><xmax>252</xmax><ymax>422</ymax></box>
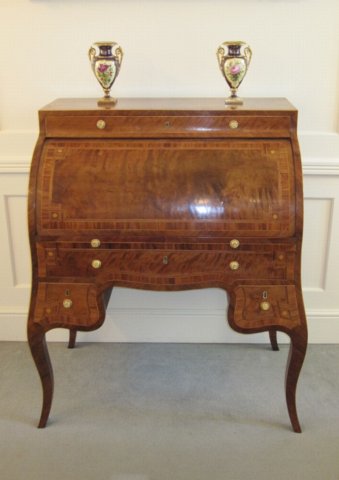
<box><xmin>1</xmin><ymin>341</ymin><xmax>339</xmax><ymax>480</ymax></box>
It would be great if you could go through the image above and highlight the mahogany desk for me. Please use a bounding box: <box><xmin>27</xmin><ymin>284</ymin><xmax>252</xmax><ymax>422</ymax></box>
<box><xmin>27</xmin><ymin>98</ymin><xmax>307</xmax><ymax>431</ymax></box>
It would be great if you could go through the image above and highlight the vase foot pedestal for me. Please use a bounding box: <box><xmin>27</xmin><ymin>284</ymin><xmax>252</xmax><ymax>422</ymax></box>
<box><xmin>97</xmin><ymin>96</ymin><xmax>117</xmax><ymax>107</ymax></box>
<box><xmin>225</xmin><ymin>96</ymin><xmax>243</xmax><ymax>106</ymax></box>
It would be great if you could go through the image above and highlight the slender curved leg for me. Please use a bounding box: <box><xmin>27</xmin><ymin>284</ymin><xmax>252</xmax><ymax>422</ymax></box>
<box><xmin>68</xmin><ymin>329</ymin><xmax>77</xmax><ymax>349</ymax></box>
<box><xmin>285</xmin><ymin>326</ymin><xmax>307</xmax><ymax>433</ymax></box>
<box><xmin>27</xmin><ymin>324</ymin><xmax>54</xmax><ymax>428</ymax></box>
<box><xmin>269</xmin><ymin>330</ymin><xmax>279</xmax><ymax>351</ymax></box>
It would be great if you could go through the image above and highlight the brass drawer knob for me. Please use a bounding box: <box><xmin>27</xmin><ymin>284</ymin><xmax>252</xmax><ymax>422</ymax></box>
<box><xmin>230</xmin><ymin>239</ymin><xmax>240</xmax><ymax>249</ymax></box>
<box><xmin>96</xmin><ymin>119</ymin><xmax>106</xmax><ymax>130</ymax></box>
<box><xmin>260</xmin><ymin>301</ymin><xmax>271</xmax><ymax>311</ymax></box>
<box><xmin>90</xmin><ymin>239</ymin><xmax>101</xmax><ymax>248</ymax></box>
<box><xmin>91</xmin><ymin>259</ymin><xmax>102</xmax><ymax>269</ymax></box>
<box><xmin>63</xmin><ymin>299</ymin><xmax>73</xmax><ymax>309</ymax></box>
<box><xmin>163</xmin><ymin>255</ymin><xmax>169</xmax><ymax>265</ymax></box>
<box><xmin>229</xmin><ymin>120</ymin><xmax>239</xmax><ymax>129</ymax></box>
<box><xmin>229</xmin><ymin>261</ymin><xmax>239</xmax><ymax>271</ymax></box>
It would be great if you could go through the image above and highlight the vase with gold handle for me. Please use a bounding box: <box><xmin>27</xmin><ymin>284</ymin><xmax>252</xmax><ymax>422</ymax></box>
<box><xmin>88</xmin><ymin>41</ymin><xmax>123</xmax><ymax>107</ymax></box>
<box><xmin>217</xmin><ymin>41</ymin><xmax>252</xmax><ymax>105</ymax></box>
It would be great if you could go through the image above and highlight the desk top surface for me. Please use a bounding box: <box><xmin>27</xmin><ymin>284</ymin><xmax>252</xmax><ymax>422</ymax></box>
<box><xmin>40</xmin><ymin>97</ymin><xmax>297</xmax><ymax>114</ymax></box>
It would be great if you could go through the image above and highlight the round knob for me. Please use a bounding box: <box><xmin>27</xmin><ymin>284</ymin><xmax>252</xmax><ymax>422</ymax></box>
<box><xmin>229</xmin><ymin>261</ymin><xmax>239</xmax><ymax>271</ymax></box>
<box><xmin>229</xmin><ymin>120</ymin><xmax>239</xmax><ymax>129</ymax></box>
<box><xmin>230</xmin><ymin>239</ymin><xmax>240</xmax><ymax>249</ymax></box>
<box><xmin>162</xmin><ymin>255</ymin><xmax>169</xmax><ymax>265</ymax></box>
<box><xmin>90</xmin><ymin>239</ymin><xmax>101</xmax><ymax>248</ymax></box>
<box><xmin>260</xmin><ymin>301</ymin><xmax>271</xmax><ymax>311</ymax></box>
<box><xmin>91</xmin><ymin>259</ymin><xmax>102</xmax><ymax>269</ymax></box>
<box><xmin>96</xmin><ymin>119</ymin><xmax>106</xmax><ymax>130</ymax></box>
<box><xmin>63</xmin><ymin>299</ymin><xmax>73</xmax><ymax>309</ymax></box>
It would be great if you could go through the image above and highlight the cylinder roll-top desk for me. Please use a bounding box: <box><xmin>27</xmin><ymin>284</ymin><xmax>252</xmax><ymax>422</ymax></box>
<box><xmin>27</xmin><ymin>98</ymin><xmax>307</xmax><ymax>431</ymax></box>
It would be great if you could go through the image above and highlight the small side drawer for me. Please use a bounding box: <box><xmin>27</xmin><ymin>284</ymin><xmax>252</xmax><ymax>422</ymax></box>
<box><xmin>34</xmin><ymin>282</ymin><xmax>101</xmax><ymax>329</ymax></box>
<box><xmin>231</xmin><ymin>284</ymin><xmax>301</xmax><ymax>331</ymax></box>
<box><xmin>44</xmin><ymin>114</ymin><xmax>291</xmax><ymax>138</ymax></box>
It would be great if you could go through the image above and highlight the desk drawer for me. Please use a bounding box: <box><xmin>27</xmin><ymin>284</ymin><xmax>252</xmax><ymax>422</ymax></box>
<box><xmin>231</xmin><ymin>284</ymin><xmax>301</xmax><ymax>330</ymax></box>
<box><xmin>37</xmin><ymin>246</ymin><xmax>294</xmax><ymax>283</ymax></box>
<box><xmin>44</xmin><ymin>114</ymin><xmax>291</xmax><ymax>138</ymax></box>
<box><xmin>34</xmin><ymin>282</ymin><xmax>101</xmax><ymax>328</ymax></box>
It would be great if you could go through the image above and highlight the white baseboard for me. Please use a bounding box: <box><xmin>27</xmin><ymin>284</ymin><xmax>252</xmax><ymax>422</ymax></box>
<box><xmin>1</xmin><ymin>309</ymin><xmax>338</xmax><ymax>344</ymax></box>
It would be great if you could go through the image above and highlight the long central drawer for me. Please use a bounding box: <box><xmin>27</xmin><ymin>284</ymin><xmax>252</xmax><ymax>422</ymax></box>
<box><xmin>44</xmin><ymin>114</ymin><xmax>291</xmax><ymax>138</ymax></box>
<box><xmin>36</xmin><ymin>244</ymin><xmax>295</xmax><ymax>282</ymax></box>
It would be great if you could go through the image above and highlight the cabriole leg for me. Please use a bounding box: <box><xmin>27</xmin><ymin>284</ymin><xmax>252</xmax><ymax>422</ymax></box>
<box><xmin>27</xmin><ymin>324</ymin><xmax>54</xmax><ymax>428</ymax></box>
<box><xmin>68</xmin><ymin>329</ymin><xmax>77</xmax><ymax>349</ymax></box>
<box><xmin>269</xmin><ymin>330</ymin><xmax>279</xmax><ymax>351</ymax></box>
<box><xmin>285</xmin><ymin>325</ymin><xmax>308</xmax><ymax>433</ymax></box>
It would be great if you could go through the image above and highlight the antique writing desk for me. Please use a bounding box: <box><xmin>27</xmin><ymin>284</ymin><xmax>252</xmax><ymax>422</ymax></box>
<box><xmin>27</xmin><ymin>98</ymin><xmax>307</xmax><ymax>431</ymax></box>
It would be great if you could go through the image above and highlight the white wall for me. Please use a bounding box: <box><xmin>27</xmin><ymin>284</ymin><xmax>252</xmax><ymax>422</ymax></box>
<box><xmin>1</xmin><ymin>0</ymin><xmax>338</xmax><ymax>132</ymax></box>
<box><xmin>0</xmin><ymin>0</ymin><xmax>338</xmax><ymax>343</ymax></box>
